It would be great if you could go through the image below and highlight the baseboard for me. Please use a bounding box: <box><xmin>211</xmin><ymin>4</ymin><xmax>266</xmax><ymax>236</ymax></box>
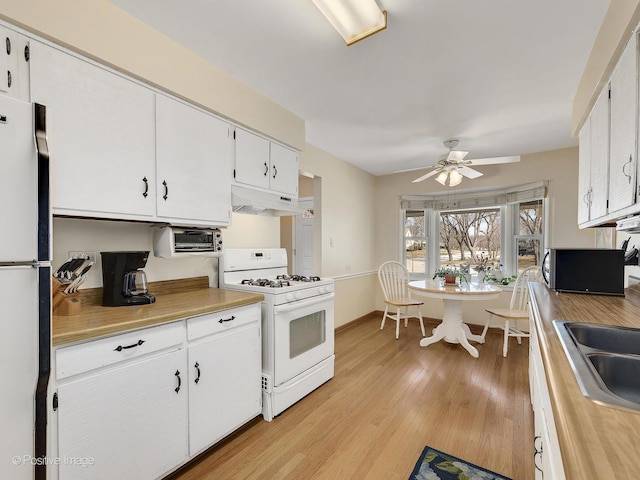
<box><xmin>336</xmin><ymin>311</ymin><xmax>446</xmax><ymax>333</ymax></box>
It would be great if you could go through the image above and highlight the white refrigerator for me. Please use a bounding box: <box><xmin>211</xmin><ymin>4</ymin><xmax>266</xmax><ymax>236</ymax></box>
<box><xmin>0</xmin><ymin>95</ymin><xmax>51</xmax><ymax>480</ymax></box>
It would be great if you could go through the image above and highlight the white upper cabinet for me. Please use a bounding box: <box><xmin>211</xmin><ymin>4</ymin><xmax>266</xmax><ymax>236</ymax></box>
<box><xmin>609</xmin><ymin>32</ymin><xmax>638</xmax><ymax>213</ymax></box>
<box><xmin>0</xmin><ymin>26</ymin><xmax>30</xmax><ymax>101</ymax></box>
<box><xmin>30</xmin><ymin>41</ymin><xmax>156</xmax><ymax>219</ymax></box>
<box><xmin>589</xmin><ymin>86</ymin><xmax>610</xmax><ymax>220</ymax></box>
<box><xmin>270</xmin><ymin>141</ymin><xmax>299</xmax><ymax>196</ymax></box>
<box><xmin>155</xmin><ymin>94</ymin><xmax>232</xmax><ymax>226</ymax></box>
<box><xmin>234</xmin><ymin>127</ymin><xmax>298</xmax><ymax>197</ymax></box>
<box><xmin>578</xmin><ymin>117</ymin><xmax>592</xmax><ymax>224</ymax></box>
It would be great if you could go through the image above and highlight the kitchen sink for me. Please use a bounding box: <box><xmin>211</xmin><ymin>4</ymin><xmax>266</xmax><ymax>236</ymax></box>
<box><xmin>588</xmin><ymin>353</ymin><xmax>640</xmax><ymax>404</ymax></box>
<box><xmin>567</xmin><ymin>323</ymin><xmax>640</xmax><ymax>355</ymax></box>
<box><xmin>553</xmin><ymin>320</ymin><xmax>640</xmax><ymax>412</ymax></box>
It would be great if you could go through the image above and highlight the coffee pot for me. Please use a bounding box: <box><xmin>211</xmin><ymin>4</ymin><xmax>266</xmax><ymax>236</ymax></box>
<box><xmin>101</xmin><ymin>251</ymin><xmax>156</xmax><ymax>306</ymax></box>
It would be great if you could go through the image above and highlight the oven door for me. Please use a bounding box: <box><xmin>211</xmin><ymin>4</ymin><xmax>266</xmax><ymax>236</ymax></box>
<box><xmin>272</xmin><ymin>292</ymin><xmax>334</xmax><ymax>386</ymax></box>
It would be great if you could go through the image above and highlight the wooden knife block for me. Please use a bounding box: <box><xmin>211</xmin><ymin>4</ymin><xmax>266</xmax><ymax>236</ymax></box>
<box><xmin>52</xmin><ymin>278</ymin><xmax>82</xmax><ymax>316</ymax></box>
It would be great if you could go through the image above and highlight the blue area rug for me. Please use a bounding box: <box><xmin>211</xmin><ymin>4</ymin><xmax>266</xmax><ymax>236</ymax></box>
<box><xmin>409</xmin><ymin>446</ymin><xmax>511</xmax><ymax>480</ymax></box>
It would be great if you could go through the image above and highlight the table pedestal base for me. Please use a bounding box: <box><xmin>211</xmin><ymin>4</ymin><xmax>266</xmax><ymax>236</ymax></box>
<box><xmin>419</xmin><ymin>299</ymin><xmax>483</xmax><ymax>358</ymax></box>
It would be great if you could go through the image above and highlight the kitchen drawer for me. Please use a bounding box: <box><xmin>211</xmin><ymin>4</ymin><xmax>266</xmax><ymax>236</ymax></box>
<box><xmin>56</xmin><ymin>321</ymin><xmax>185</xmax><ymax>380</ymax></box>
<box><xmin>187</xmin><ymin>304</ymin><xmax>260</xmax><ymax>341</ymax></box>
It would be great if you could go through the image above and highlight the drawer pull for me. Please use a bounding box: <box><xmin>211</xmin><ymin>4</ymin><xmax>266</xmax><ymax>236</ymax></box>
<box><xmin>218</xmin><ymin>315</ymin><xmax>236</xmax><ymax>324</ymax></box>
<box><xmin>533</xmin><ymin>435</ymin><xmax>543</xmax><ymax>473</ymax></box>
<box><xmin>194</xmin><ymin>362</ymin><xmax>201</xmax><ymax>384</ymax></box>
<box><xmin>114</xmin><ymin>339</ymin><xmax>145</xmax><ymax>352</ymax></box>
<box><xmin>175</xmin><ymin>370</ymin><xmax>182</xmax><ymax>393</ymax></box>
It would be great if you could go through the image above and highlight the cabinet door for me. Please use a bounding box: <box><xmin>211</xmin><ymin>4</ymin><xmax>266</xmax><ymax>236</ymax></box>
<box><xmin>269</xmin><ymin>142</ymin><xmax>299</xmax><ymax>196</ymax></box>
<box><xmin>156</xmin><ymin>94</ymin><xmax>232</xmax><ymax>225</ymax></box>
<box><xmin>57</xmin><ymin>348</ymin><xmax>188</xmax><ymax>480</ymax></box>
<box><xmin>578</xmin><ymin>117</ymin><xmax>592</xmax><ymax>224</ymax></box>
<box><xmin>30</xmin><ymin>41</ymin><xmax>156</xmax><ymax>219</ymax></box>
<box><xmin>0</xmin><ymin>27</ymin><xmax>29</xmax><ymax>100</ymax></box>
<box><xmin>188</xmin><ymin>322</ymin><xmax>261</xmax><ymax>456</ymax></box>
<box><xmin>589</xmin><ymin>86</ymin><xmax>610</xmax><ymax>220</ymax></box>
<box><xmin>609</xmin><ymin>33</ymin><xmax>637</xmax><ymax>212</ymax></box>
<box><xmin>234</xmin><ymin>127</ymin><xmax>270</xmax><ymax>190</ymax></box>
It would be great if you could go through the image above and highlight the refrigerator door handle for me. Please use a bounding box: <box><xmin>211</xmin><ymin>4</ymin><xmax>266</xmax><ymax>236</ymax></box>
<box><xmin>34</xmin><ymin>103</ymin><xmax>50</xmax><ymax>264</ymax></box>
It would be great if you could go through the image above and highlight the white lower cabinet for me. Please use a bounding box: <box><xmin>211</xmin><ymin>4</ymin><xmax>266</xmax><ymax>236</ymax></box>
<box><xmin>187</xmin><ymin>305</ymin><xmax>261</xmax><ymax>456</ymax></box>
<box><xmin>52</xmin><ymin>304</ymin><xmax>261</xmax><ymax>480</ymax></box>
<box><xmin>57</xmin><ymin>348</ymin><xmax>188</xmax><ymax>480</ymax></box>
<box><xmin>529</xmin><ymin>305</ymin><xmax>565</xmax><ymax>480</ymax></box>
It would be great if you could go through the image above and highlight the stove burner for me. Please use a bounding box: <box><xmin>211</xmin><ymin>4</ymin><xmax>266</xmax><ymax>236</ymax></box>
<box><xmin>241</xmin><ymin>278</ymin><xmax>291</xmax><ymax>288</ymax></box>
<box><xmin>276</xmin><ymin>274</ymin><xmax>322</xmax><ymax>282</ymax></box>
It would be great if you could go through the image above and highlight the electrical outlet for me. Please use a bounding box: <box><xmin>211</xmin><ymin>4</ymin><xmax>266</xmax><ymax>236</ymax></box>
<box><xmin>68</xmin><ymin>251</ymin><xmax>97</xmax><ymax>264</ymax></box>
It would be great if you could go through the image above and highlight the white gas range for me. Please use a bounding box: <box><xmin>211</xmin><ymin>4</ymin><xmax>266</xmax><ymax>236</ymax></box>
<box><xmin>220</xmin><ymin>248</ymin><xmax>335</xmax><ymax>421</ymax></box>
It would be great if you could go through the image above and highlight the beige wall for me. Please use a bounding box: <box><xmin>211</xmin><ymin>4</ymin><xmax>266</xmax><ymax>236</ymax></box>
<box><xmin>299</xmin><ymin>144</ymin><xmax>378</xmax><ymax>327</ymax></box>
<box><xmin>0</xmin><ymin>0</ymin><xmax>304</xmax><ymax>150</ymax></box>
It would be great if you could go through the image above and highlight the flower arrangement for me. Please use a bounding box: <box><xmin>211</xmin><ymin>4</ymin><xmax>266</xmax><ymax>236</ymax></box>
<box><xmin>473</xmin><ymin>254</ymin><xmax>491</xmax><ymax>272</ymax></box>
<box><xmin>432</xmin><ymin>266</ymin><xmax>465</xmax><ymax>284</ymax></box>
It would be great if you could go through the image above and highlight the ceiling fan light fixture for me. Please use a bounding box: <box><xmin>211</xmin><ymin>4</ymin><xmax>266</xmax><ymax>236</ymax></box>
<box><xmin>448</xmin><ymin>169</ymin><xmax>463</xmax><ymax>187</ymax></box>
<box><xmin>435</xmin><ymin>171</ymin><xmax>449</xmax><ymax>185</ymax></box>
<box><xmin>312</xmin><ymin>0</ymin><xmax>387</xmax><ymax>46</ymax></box>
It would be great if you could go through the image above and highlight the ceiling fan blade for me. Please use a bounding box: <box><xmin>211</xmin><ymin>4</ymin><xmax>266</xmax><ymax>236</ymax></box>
<box><xmin>412</xmin><ymin>169</ymin><xmax>441</xmax><ymax>183</ymax></box>
<box><xmin>447</xmin><ymin>150</ymin><xmax>469</xmax><ymax>162</ymax></box>
<box><xmin>467</xmin><ymin>155</ymin><xmax>520</xmax><ymax>166</ymax></box>
<box><xmin>457</xmin><ymin>165</ymin><xmax>483</xmax><ymax>179</ymax></box>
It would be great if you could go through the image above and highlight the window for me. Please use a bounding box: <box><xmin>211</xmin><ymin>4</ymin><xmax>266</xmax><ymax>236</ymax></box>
<box><xmin>401</xmin><ymin>183</ymin><xmax>547</xmax><ymax>279</ymax></box>
<box><xmin>439</xmin><ymin>207</ymin><xmax>501</xmax><ymax>275</ymax></box>
<box><xmin>515</xmin><ymin>199</ymin><xmax>543</xmax><ymax>274</ymax></box>
<box><xmin>404</xmin><ymin>210</ymin><xmax>426</xmax><ymax>274</ymax></box>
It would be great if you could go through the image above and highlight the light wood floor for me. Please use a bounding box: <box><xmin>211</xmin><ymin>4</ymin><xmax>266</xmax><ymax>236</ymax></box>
<box><xmin>170</xmin><ymin>315</ymin><xmax>534</xmax><ymax>480</ymax></box>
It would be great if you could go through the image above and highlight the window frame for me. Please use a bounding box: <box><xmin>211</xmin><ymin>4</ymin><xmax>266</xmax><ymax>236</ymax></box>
<box><xmin>401</xmin><ymin>184</ymin><xmax>547</xmax><ymax>280</ymax></box>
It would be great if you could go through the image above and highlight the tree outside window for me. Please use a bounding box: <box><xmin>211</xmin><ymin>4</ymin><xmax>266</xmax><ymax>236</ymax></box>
<box><xmin>404</xmin><ymin>210</ymin><xmax>425</xmax><ymax>274</ymax></box>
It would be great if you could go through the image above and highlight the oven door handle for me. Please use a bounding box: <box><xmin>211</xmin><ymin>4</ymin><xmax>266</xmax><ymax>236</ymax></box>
<box><xmin>274</xmin><ymin>293</ymin><xmax>334</xmax><ymax>314</ymax></box>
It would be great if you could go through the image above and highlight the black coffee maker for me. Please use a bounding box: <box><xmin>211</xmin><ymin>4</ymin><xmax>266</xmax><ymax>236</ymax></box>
<box><xmin>101</xmin><ymin>251</ymin><xmax>156</xmax><ymax>306</ymax></box>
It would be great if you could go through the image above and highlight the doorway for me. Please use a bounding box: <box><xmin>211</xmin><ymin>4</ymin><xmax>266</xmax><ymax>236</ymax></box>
<box><xmin>294</xmin><ymin>198</ymin><xmax>314</xmax><ymax>276</ymax></box>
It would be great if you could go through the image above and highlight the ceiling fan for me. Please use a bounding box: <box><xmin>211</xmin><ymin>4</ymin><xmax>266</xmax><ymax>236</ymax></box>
<box><xmin>412</xmin><ymin>140</ymin><xmax>520</xmax><ymax>186</ymax></box>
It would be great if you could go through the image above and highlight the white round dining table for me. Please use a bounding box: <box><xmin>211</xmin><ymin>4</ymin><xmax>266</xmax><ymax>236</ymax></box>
<box><xmin>408</xmin><ymin>280</ymin><xmax>503</xmax><ymax>358</ymax></box>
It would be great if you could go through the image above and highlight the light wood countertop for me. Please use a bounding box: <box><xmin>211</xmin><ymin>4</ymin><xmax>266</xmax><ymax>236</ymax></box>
<box><xmin>53</xmin><ymin>287</ymin><xmax>264</xmax><ymax>347</ymax></box>
<box><xmin>529</xmin><ymin>282</ymin><xmax>640</xmax><ymax>478</ymax></box>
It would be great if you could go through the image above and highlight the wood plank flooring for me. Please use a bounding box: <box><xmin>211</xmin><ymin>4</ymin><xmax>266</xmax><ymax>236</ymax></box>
<box><xmin>169</xmin><ymin>316</ymin><xmax>534</xmax><ymax>480</ymax></box>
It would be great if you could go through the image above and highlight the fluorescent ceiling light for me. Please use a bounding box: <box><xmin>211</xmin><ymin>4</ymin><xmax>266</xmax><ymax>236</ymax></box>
<box><xmin>312</xmin><ymin>0</ymin><xmax>387</xmax><ymax>46</ymax></box>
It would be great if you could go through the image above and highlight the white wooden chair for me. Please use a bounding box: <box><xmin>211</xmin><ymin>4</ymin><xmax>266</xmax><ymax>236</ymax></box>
<box><xmin>480</xmin><ymin>265</ymin><xmax>542</xmax><ymax>357</ymax></box>
<box><xmin>377</xmin><ymin>261</ymin><xmax>426</xmax><ymax>339</ymax></box>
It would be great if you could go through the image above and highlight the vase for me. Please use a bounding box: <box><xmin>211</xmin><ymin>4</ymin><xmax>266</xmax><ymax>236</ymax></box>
<box><xmin>477</xmin><ymin>271</ymin><xmax>485</xmax><ymax>283</ymax></box>
<box><xmin>444</xmin><ymin>274</ymin><xmax>457</xmax><ymax>285</ymax></box>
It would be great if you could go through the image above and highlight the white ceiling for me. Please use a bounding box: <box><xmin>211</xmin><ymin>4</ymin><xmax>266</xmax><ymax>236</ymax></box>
<box><xmin>109</xmin><ymin>0</ymin><xmax>609</xmax><ymax>176</ymax></box>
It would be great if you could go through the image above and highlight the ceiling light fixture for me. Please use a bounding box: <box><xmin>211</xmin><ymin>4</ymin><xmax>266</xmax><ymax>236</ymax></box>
<box><xmin>312</xmin><ymin>0</ymin><xmax>387</xmax><ymax>46</ymax></box>
<box><xmin>435</xmin><ymin>169</ymin><xmax>463</xmax><ymax>187</ymax></box>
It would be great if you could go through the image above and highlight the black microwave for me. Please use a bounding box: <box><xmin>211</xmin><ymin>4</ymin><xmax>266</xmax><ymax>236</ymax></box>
<box><xmin>542</xmin><ymin>248</ymin><xmax>625</xmax><ymax>296</ymax></box>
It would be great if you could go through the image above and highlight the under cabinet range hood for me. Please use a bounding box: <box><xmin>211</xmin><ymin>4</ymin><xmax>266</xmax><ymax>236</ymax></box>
<box><xmin>616</xmin><ymin>215</ymin><xmax>640</xmax><ymax>233</ymax></box>
<box><xmin>231</xmin><ymin>185</ymin><xmax>304</xmax><ymax>217</ymax></box>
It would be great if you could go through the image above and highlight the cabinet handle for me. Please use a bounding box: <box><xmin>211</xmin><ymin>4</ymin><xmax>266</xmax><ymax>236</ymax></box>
<box><xmin>533</xmin><ymin>435</ymin><xmax>543</xmax><ymax>473</ymax></box>
<box><xmin>218</xmin><ymin>315</ymin><xmax>236</xmax><ymax>324</ymax></box>
<box><xmin>175</xmin><ymin>370</ymin><xmax>182</xmax><ymax>393</ymax></box>
<box><xmin>5</xmin><ymin>37</ymin><xmax>10</xmax><ymax>55</ymax></box>
<box><xmin>264</xmin><ymin>162</ymin><xmax>268</xmax><ymax>176</ymax></box>
<box><xmin>272</xmin><ymin>164</ymin><xmax>277</xmax><ymax>179</ymax></box>
<box><xmin>113</xmin><ymin>339</ymin><xmax>145</xmax><ymax>352</ymax></box>
<box><xmin>7</xmin><ymin>70</ymin><xmax>11</xmax><ymax>89</ymax></box>
<box><xmin>194</xmin><ymin>362</ymin><xmax>201</xmax><ymax>384</ymax></box>
<box><xmin>162</xmin><ymin>180</ymin><xmax>169</xmax><ymax>200</ymax></box>
<box><xmin>142</xmin><ymin>177</ymin><xmax>149</xmax><ymax>198</ymax></box>
<box><xmin>622</xmin><ymin>155</ymin><xmax>633</xmax><ymax>184</ymax></box>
